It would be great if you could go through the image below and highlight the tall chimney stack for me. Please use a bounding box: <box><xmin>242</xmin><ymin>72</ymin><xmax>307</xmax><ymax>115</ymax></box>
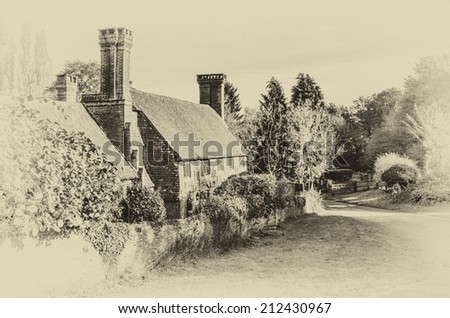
<box><xmin>197</xmin><ymin>74</ymin><xmax>226</xmax><ymax>118</ymax></box>
<box><xmin>98</xmin><ymin>27</ymin><xmax>133</xmax><ymax>100</ymax></box>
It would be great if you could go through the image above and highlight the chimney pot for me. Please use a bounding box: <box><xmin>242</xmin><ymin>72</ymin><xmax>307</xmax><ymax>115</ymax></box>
<box><xmin>55</xmin><ymin>74</ymin><xmax>78</xmax><ymax>102</ymax></box>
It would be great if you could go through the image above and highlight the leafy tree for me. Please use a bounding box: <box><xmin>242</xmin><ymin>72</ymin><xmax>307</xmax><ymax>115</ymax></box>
<box><xmin>405</xmin><ymin>100</ymin><xmax>450</xmax><ymax>183</ymax></box>
<box><xmin>355</xmin><ymin>88</ymin><xmax>401</xmax><ymax>137</ymax></box>
<box><xmin>339</xmin><ymin>88</ymin><xmax>402</xmax><ymax>170</ymax></box>
<box><xmin>254</xmin><ymin>77</ymin><xmax>292</xmax><ymax>177</ymax></box>
<box><xmin>46</xmin><ymin>60</ymin><xmax>100</xmax><ymax>99</ymax></box>
<box><xmin>19</xmin><ymin>24</ymin><xmax>34</xmax><ymax>96</ymax></box>
<box><xmin>0</xmin><ymin>25</ymin><xmax>51</xmax><ymax>97</ymax></box>
<box><xmin>291</xmin><ymin>73</ymin><xmax>325</xmax><ymax>109</ymax></box>
<box><xmin>290</xmin><ymin>105</ymin><xmax>342</xmax><ymax>189</ymax></box>
<box><xmin>402</xmin><ymin>55</ymin><xmax>450</xmax><ymax>111</ymax></box>
<box><xmin>33</xmin><ymin>30</ymin><xmax>52</xmax><ymax>96</ymax></box>
<box><xmin>224</xmin><ymin>81</ymin><xmax>243</xmax><ymax>127</ymax></box>
<box><xmin>359</xmin><ymin>56</ymin><xmax>450</xmax><ymax>170</ymax></box>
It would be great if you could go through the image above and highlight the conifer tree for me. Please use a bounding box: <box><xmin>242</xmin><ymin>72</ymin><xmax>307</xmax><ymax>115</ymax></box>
<box><xmin>254</xmin><ymin>77</ymin><xmax>292</xmax><ymax>177</ymax></box>
<box><xmin>224</xmin><ymin>81</ymin><xmax>244</xmax><ymax>125</ymax></box>
<box><xmin>291</xmin><ymin>73</ymin><xmax>325</xmax><ymax>109</ymax></box>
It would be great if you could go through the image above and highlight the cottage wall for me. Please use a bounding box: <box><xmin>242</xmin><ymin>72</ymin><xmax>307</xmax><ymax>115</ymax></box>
<box><xmin>179</xmin><ymin>156</ymin><xmax>247</xmax><ymax>216</ymax></box>
<box><xmin>137</xmin><ymin>111</ymin><xmax>181</xmax><ymax>218</ymax></box>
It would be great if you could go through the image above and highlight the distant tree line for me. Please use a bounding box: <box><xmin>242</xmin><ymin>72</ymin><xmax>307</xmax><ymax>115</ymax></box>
<box><xmin>0</xmin><ymin>25</ymin><xmax>52</xmax><ymax>97</ymax></box>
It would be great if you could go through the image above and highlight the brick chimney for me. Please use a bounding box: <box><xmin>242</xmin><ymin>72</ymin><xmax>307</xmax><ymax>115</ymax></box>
<box><xmin>98</xmin><ymin>27</ymin><xmax>133</xmax><ymax>100</ymax></box>
<box><xmin>197</xmin><ymin>73</ymin><xmax>226</xmax><ymax>118</ymax></box>
<box><xmin>55</xmin><ymin>74</ymin><xmax>78</xmax><ymax>102</ymax></box>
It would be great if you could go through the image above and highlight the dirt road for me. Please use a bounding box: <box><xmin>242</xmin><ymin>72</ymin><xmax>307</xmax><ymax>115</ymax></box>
<box><xmin>110</xmin><ymin>202</ymin><xmax>450</xmax><ymax>297</ymax></box>
<box><xmin>322</xmin><ymin>201</ymin><xmax>450</xmax><ymax>297</ymax></box>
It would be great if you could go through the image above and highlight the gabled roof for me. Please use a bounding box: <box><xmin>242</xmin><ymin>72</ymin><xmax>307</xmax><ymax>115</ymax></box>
<box><xmin>131</xmin><ymin>89</ymin><xmax>246</xmax><ymax>160</ymax></box>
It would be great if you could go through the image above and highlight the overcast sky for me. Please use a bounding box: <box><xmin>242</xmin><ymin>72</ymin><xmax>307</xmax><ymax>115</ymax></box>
<box><xmin>2</xmin><ymin>0</ymin><xmax>450</xmax><ymax>108</ymax></box>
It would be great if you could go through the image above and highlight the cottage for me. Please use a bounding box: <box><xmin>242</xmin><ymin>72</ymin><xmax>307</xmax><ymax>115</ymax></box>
<box><xmin>56</xmin><ymin>27</ymin><xmax>247</xmax><ymax>218</ymax></box>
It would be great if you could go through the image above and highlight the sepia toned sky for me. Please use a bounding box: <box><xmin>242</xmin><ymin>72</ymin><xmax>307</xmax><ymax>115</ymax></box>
<box><xmin>2</xmin><ymin>0</ymin><xmax>450</xmax><ymax>108</ymax></box>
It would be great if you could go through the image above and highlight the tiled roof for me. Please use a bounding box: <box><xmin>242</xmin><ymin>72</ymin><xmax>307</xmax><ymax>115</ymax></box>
<box><xmin>131</xmin><ymin>89</ymin><xmax>246</xmax><ymax>160</ymax></box>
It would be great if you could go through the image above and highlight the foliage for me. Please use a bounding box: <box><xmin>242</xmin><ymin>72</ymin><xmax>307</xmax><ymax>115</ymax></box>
<box><xmin>83</xmin><ymin>221</ymin><xmax>130</xmax><ymax>265</ymax></box>
<box><xmin>358</xmin><ymin>56</ymin><xmax>450</xmax><ymax>171</ymax></box>
<box><xmin>409</xmin><ymin>182</ymin><xmax>450</xmax><ymax>205</ymax></box>
<box><xmin>214</xmin><ymin>173</ymin><xmax>278</xmax><ymax>219</ymax></box>
<box><xmin>290</xmin><ymin>106</ymin><xmax>342</xmax><ymax>188</ymax></box>
<box><xmin>380</xmin><ymin>164</ymin><xmax>418</xmax><ymax>188</ymax></box>
<box><xmin>224</xmin><ymin>81</ymin><xmax>243</xmax><ymax>127</ymax></box>
<box><xmin>0</xmin><ymin>25</ymin><xmax>52</xmax><ymax>97</ymax></box>
<box><xmin>323</xmin><ymin>169</ymin><xmax>353</xmax><ymax>182</ymax></box>
<box><xmin>274</xmin><ymin>178</ymin><xmax>296</xmax><ymax>209</ymax></box>
<box><xmin>116</xmin><ymin>214</ymin><xmax>214</xmax><ymax>279</ymax></box>
<box><xmin>339</xmin><ymin>89</ymin><xmax>402</xmax><ymax>170</ymax></box>
<box><xmin>122</xmin><ymin>185</ymin><xmax>166</xmax><ymax>223</ymax></box>
<box><xmin>197</xmin><ymin>195</ymin><xmax>248</xmax><ymax>249</ymax></box>
<box><xmin>374</xmin><ymin>153</ymin><xmax>419</xmax><ymax>182</ymax></box>
<box><xmin>253</xmin><ymin>77</ymin><xmax>292</xmax><ymax>177</ymax></box>
<box><xmin>233</xmin><ymin>107</ymin><xmax>259</xmax><ymax>173</ymax></box>
<box><xmin>405</xmin><ymin>100</ymin><xmax>450</xmax><ymax>183</ymax></box>
<box><xmin>238</xmin><ymin>74</ymin><xmax>342</xmax><ymax>178</ymax></box>
<box><xmin>46</xmin><ymin>60</ymin><xmax>100</xmax><ymax>100</ymax></box>
<box><xmin>291</xmin><ymin>73</ymin><xmax>325</xmax><ymax>110</ymax></box>
<box><xmin>361</xmin><ymin>125</ymin><xmax>422</xmax><ymax>169</ymax></box>
<box><xmin>0</xmin><ymin>97</ymin><xmax>123</xmax><ymax>238</ymax></box>
<box><xmin>402</xmin><ymin>55</ymin><xmax>450</xmax><ymax>113</ymax></box>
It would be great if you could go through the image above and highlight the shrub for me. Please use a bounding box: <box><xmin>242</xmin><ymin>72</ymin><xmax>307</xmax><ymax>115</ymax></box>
<box><xmin>323</xmin><ymin>169</ymin><xmax>353</xmax><ymax>182</ymax></box>
<box><xmin>381</xmin><ymin>164</ymin><xmax>418</xmax><ymax>188</ymax></box>
<box><xmin>83</xmin><ymin>221</ymin><xmax>130</xmax><ymax>265</ymax></box>
<box><xmin>116</xmin><ymin>214</ymin><xmax>214</xmax><ymax>279</ymax></box>
<box><xmin>374</xmin><ymin>152</ymin><xmax>419</xmax><ymax>182</ymax></box>
<box><xmin>214</xmin><ymin>173</ymin><xmax>277</xmax><ymax>197</ymax></box>
<box><xmin>214</xmin><ymin>173</ymin><xmax>277</xmax><ymax>219</ymax></box>
<box><xmin>197</xmin><ymin>195</ymin><xmax>248</xmax><ymax>249</ymax></box>
<box><xmin>274</xmin><ymin>178</ymin><xmax>296</xmax><ymax>209</ymax></box>
<box><xmin>122</xmin><ymin>185</ymin><xmax>166</xmax><ymax>223</ymax></box>
<box><xmin>409</xmin><ymin>182</ymin><xmax>450</xmax><ymax>205</ymax></box>
<box><xmin>301</xmin><ymin>189</ymin><xmax>323</xmax><ymax>214</ymax></box>
<box><xmin>0</xmin><ymin>97</ymin><xmax>123</xmax><ymax>238</ymax></box>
